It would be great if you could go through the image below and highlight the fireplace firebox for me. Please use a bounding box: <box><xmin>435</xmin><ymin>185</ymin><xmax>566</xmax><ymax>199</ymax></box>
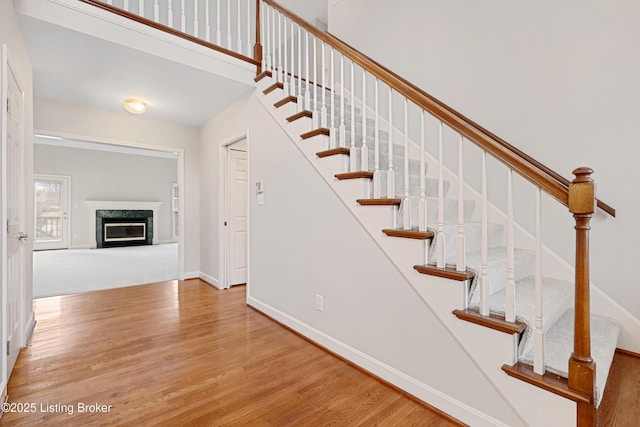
<box><xmin>96</xmin><ymin>210</ymin><xmax>153</xmax><ymax>248</ymax></box>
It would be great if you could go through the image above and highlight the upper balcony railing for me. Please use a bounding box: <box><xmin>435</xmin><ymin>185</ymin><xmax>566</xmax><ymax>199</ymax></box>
<box><xmin>80</xmin><ymin>0</ymin><xmax>261</xmax><ymax>66</ymax></box>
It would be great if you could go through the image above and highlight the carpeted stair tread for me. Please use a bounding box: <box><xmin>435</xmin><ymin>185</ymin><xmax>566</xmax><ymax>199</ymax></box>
<box><xmin>472</xmin><ymin>276</ymin><xmax>574</xmax><ymax>359</ymax></box>
<box><xmin>520</xmin><ymin>309</ymin><xmax>620</xmax><ymax>407</ymax></box>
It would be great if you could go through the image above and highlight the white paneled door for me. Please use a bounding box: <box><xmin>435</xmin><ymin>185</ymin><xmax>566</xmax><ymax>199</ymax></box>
<box><xmin>226</xmin><ymin>140</ymin><xmax>247</xmax><ymax>287</ymax></box>
<box><xmin>2</xmin><ymin>45</ymin><xmax>26</xmax><ymax>379</ymax></box>
<box><xmin>34</xmin><ymin>175</ymin><xmax>70</xmax><ymax>251</ymax></box>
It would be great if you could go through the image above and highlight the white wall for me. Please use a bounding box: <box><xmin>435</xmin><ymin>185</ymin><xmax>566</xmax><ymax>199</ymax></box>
<box><xmin>329</xmin><ymin>0</ymin><xmax>640</xmax><ymax>319</ymax></box>
<box><xmin>33</xmin><ymin>98</ymin><xmax>200</xmax><ymax>276</ymax></box>
<box><xmin>0</xmin><ymin>0</ymin><xmax>35</xmax><ymax>352</ymax></box>
<box><xmin>199</xmin><ymin>90</ymin><xmax>527</xmax><ymax>426</ymax></box>
<box><xmin>34</xmin><ymin>144</ymin><xmax>177</xmax><ymax>247</ymax></box>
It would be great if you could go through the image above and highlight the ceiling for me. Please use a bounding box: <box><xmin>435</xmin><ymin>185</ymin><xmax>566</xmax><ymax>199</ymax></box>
<box><xmin>18</xmin><ymin>15</ymin><xmax>254</xmax><ymax>127</ymax></box>
<box><xmin>17</xmin><ymin>1</ymin><xmax>328</xmax><ymax>129</ymax></box>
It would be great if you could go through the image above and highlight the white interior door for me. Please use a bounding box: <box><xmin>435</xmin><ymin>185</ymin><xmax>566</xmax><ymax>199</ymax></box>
<box><xmin>226</xmin><ymin>140</ymin><xmax>247</xmax><ymax>287</ymax></box>
<box><xmin>2</xmin><ymin>45</ymin><xmax>26</xmax><ymax>377</ymax></box>
<box><xmin>34</xmin><ymin>175</ymin><xmax>70</xmax><ymax>250</ymax></box>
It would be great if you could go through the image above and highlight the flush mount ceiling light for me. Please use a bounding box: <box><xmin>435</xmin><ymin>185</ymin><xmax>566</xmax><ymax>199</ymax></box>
<box><xmin>123</xmin><ymin>98</ymin><xmax>147</xmax><ymax>115</ymax></box>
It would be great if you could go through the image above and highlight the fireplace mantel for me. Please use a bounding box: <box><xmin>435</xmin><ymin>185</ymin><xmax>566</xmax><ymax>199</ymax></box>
<box><xmin>85</xmin><ymin>201</ymin><xmax>162</xmax><ymax>248</ymax></box>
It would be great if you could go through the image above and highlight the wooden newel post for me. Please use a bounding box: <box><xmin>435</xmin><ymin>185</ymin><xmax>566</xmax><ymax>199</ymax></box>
<box><xmin>568</xmin><ymin>167</ymin><xmax>597</xmax><ymax>427</ymax></box>
<box><xmin>254</xmin><ymin>0</ymin><xmax>263</xmax><ymax>74</ymax></box>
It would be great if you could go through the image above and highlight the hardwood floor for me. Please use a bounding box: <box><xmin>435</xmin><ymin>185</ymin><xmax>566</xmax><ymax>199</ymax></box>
<box><xmin>597</xmin><ymin>350</ymin><xmax>640</xmax><ymax>426</ymax></box>
<box><xmin>3</xmin><ymin>280</ymin><xmax>460</xmax><ymax>426</ymax></box>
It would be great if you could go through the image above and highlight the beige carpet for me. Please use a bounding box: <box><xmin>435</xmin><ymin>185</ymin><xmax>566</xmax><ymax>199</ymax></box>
<box><xmin>33</xmin><ymin>243</ymin><xmax>178</xmax><ymax>298</ymax></box>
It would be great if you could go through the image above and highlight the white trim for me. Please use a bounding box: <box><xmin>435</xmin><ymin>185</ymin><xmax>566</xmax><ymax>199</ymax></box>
<box><xmin>34</xmin><ymin>129</ymin><xmax>186</xmax><ymax>280</ymax></box>
<box><xmin>183</xmin><ymin>271</ymin><xmax>200</xmax><ymax>280</ymax></box>
<box><xmin>199</xmin><ymin>272</ymin><xmax>221</xmax><ymax>289</ymax></box>
<box><xmin>218</xmin><ymin>131</ymin><xmax>250</xmax><ymax>290</ymax></box>
<box><xmin>34</xmin><ymin>136</ymin><xmax>178</xmax><ymax>159</ymax></box>
<box><xmin>247</xmin><ymin>296</ymin><xmax>511</xmax><ymax>427</ymax></box>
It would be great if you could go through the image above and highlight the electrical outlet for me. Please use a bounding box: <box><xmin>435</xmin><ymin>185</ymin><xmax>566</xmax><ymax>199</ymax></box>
<box><xmin>315</xmin><ymin>294</ymin><xmax>324</xmax><ymax>312</ymax></box>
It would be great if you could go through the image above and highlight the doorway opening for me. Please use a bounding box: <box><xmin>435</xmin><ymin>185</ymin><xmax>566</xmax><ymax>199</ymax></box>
<box><xmin>32</xmin><ymin>135</ymin><xmax>183</xmax><ymax>298</ymax></box>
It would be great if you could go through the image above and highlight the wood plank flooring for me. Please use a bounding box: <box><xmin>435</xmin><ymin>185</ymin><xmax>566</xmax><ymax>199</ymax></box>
<box><xmin>597</xmin><ymin>350</ymin><xmax>640</xmax><ymax>426</ymax></box>
<box><xmin>2</xmin><ymin>280</ymin><xmax>460</xmax><ymax>426</ymax></box>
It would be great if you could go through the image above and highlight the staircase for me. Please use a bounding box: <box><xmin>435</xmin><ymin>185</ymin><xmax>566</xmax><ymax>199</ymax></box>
<box><xmin>257</xmin><ymin>69</ymin><xmax>622</xmax><ymax>425</ymax></box>
<box><xmin>80</xmin><ymin>0</ymin><xmax>637</xmax><ymax>425</ymax></box>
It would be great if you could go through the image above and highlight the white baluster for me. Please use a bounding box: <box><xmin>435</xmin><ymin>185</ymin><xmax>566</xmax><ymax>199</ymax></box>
<box><xmin>436</xmin><ymin>121</ymin><xmax>445</xmax><ymax>268</ymax></box>
<box><xmin>237</xmin><ymin>0</ymin><xmax>242</xmax><ymax>53</ymax></box>
<box><xmin>139</xmin><ymin>0</ymin><xmax>144</xmax><ymax>18</ymax></box>
<box><xmin>106</xmin><ymin>0</ymin><xmax>112</xmax><ymax>5</ymax></box>
<box><xmin>193</xmin><ymin>0</ymin><xmax>199</xmax><ymax>37</ymax></box>
<box><xmin>154</xmin><ymin>0</ymin><xmax>159</xmax><ymax>23</ymax></box>
<box><xmin>181</xmin><ymin>0</ymin><xmax>186</xmax><ymax>32</ymax></box>
<box><xmin>320</xmin><ymin>43</ymin><xmax>327</xmax><ymax>128</ymax></box>
<box><xmin>289</xmin><ymin>21</ymin><xmax>295</xmax><ymax>97</ymax></box>
<box><xmin>277</xmin><ymin>12</ymin><xmax>282</xmax><ymax>83</ymax></box>
<box><xmin>505</xmin><ymin>169</ymin><xmax>516</xmax><ymax>323</ymax></box>
<box><xmin>246</xmin><ymin>0</ymin><xmax>251</xmax><ymax>57</ymax></box>
<box><xmin>216</xmin><ymin>0</ymin><xmax>221</xmax><ymax>45</ymax></box>
<box><xmin>402</xmin><ymin>99</ymin><xmax>410</xmax><ymax>230</ymax></box>
<box><xmin>480</xmin><ymin>151</ymin><xmax>489</xmax><ymax>316</ymax></box>
<box><xmin>329</xmin><ymin>47</ymin><xmax>336</xmax><ymax>149</ymax></box>
<box><xmin>349</xmin><ymin>62</ymin><xmax>357</xmax><ymax>171</ymax></box>
<box><xmin>312</xmin><ymin>37</ymin><xmax>319</xmax><ymax>129</ymax></box>
<box><xmin>297</xmin><ymin>24</ymin><xmax>302</xmax><ymax>110</ymax></box>
<box><xmin>373</xmin><ymin>79</ymin><xmax>381</xmax><ymax>198</ymax></box>
<box><xmin>533</xmin><ymin>188</ymin><xmax>545</xmax><ymax>374</ymax></box>
<box><xmin>167</xmin><ymin>0</ymin><xmax>173</xmax><ymax>28</ymax></box>
<box><xmin>339</xmin><ymin>55</ymin><xmax>346</xmax><ymax>148</ymax></box>
<box><xmin>361</xmin><ymin>70</ymin><xmax>368</xmax><ymax>172</ymax></box>
<box><xmin>456</xmin><ymin>134</ymin><xmax>466</xmax><ymax>272</ymax></box>
<box><xmin>304</xmin><ymin>31</ymin><xmax>311</xmax><ymax>111</ymax></box>
<box><xmin>124</xmin><ymin>0</ymin><xmax>129</xmax><ymax>11</ymax></box>
<box><xmin>387</xmin><ymin>88</ymin><xmax>395</xmax><ymax>199</ymax></box>
<box><xmin>282</xmin><ymin>17</ymin><xmax>288</xmax><ymax>95</ymax></box>
<box><xmin>227</xmin><ymin>0</ymin><xmax>232</xmax><ymax>50</ymax></box>
<box><xmin>419</xmin><ymin>111</ymin><xmax>427</xmax><ymax>232</ymax></box>
<box><xmin>205</xmin><ymin>1</ymin><xmax>211</xmax><ymax>42</ymax></box>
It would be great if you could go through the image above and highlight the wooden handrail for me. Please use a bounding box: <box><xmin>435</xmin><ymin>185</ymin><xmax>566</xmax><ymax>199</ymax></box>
<box><xmin>264</xmin><ymin>0</ymin><xmax>615</xmax><ymax>217</ymax></box>
<box><xmin>79</xmin><ymin>0</ymin><xmax>260</xmax><ymax>67</ymax></box>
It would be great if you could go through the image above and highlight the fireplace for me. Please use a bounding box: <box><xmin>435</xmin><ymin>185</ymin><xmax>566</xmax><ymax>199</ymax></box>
<box><xmin>85</xmin><ymin>201</ymin><xmax>162</xmax><ymax>249</ymax></box>
<box><xmin>96</xmin><ymin>209</ymin><xmax>153</xmax><ymax>248</ymax></box>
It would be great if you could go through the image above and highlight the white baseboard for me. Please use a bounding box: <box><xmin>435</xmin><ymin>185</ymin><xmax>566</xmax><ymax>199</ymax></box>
<box><xmin>182</xmin><ymin>271</ymin><xmax>200</xmax><ymax>280</ymax></box>
<box><xmin>247</xmin><ymin>296</ymin><xmax>509</xmax><ymax>427</ymax></box>
<box><xmin>69</xmin><ymin>244</ymin><xmax>91</xmax><ymax>249</ymax></box>
<box><xmin>199</xmin><ymin>272</ymin><xmax>221</xmax><ymax>289</ymax></box>
<box><xmin>24</xmin><ymin>312</ymin><xmax>37</xmax><ymax>347</ymax></box>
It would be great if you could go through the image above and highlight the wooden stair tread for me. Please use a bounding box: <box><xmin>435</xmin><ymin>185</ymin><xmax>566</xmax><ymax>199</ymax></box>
<box><xmin>452</xmin><ymin>308</ymin><xmax>526</xmax><ymax>335</ymax></box>
<box><xmin>356</xmin><ymin>198</ymin><xmax>401</xmax><ymax>206</ymax></box>
<box><xmin>263</xmin><ymin>82</ymin><xmax>283</xmax><ymax>95</ymax></box>
<box><xmin>316</xmin><ymin>148</ymin><xmax>350</xmax><ymax>158</ymax></box>
<box><xmin>301</xmin><ymin>128</ymin><xmax>330</xmax><ymax>139</ymax></box>
<box><xmin>254</xmin><ymin>71</ymin><xmax>272</xmax><ymax>82</ymax></box>
<box><xmin>287</xmin><ymin>110</ymin><xmax>313</xmax><ymax>122</ymax></box>
<box><xmin>413</xmin><ymin>264</ymin><xmax>475</xmax><ymax>281</ymax></box>
<box><xmin>382</xmin><ymin>229</ymin><xmax>435</xmax><ymax>240</ymax></box>
<box><xmin>502</xmin><ymin>362</ymin><xmax>590</xmax><ymax>404</ymax></box>
<box><xmin>274</xmin><ymin>96</ymin><xmax>297</xmax><ymax>108</ymax></box>
<box><xmin>335</xmin><ymin>171</ymin><xmax>373</xmax><ymax>180</ymax></box>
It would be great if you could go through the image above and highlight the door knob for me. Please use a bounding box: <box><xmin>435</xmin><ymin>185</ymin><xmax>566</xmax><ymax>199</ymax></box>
<box><xmin>18</xmin><ymin>232</ymin><xmax>28</xmax><ymax>241</ymax></box>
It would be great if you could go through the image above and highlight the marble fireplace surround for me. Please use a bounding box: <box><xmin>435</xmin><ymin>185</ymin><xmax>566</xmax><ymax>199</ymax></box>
<box><xmin>85</xmin><ymin>201</ymin><xmax>162</xmax><ymax>249</ymax></box>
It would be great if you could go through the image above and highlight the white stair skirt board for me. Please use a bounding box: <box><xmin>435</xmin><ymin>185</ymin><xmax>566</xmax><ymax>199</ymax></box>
<box><xmin>256</xmin><ymin>83</ymin><xmax>624</xmax><ymax>424</ymax></box>
<box><xmin>33</xmin><ymin>243</ymin><xmax>178</xmax><ymax>298</ymax></box>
